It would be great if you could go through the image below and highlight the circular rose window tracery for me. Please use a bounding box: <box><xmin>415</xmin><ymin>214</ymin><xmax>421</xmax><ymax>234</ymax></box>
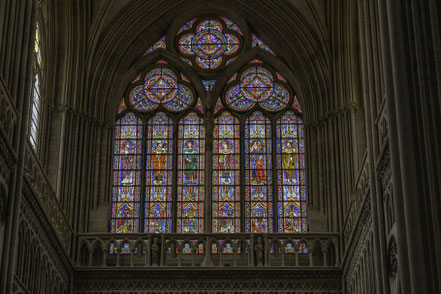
<box><xmin>129</xmin><ymin>67</ymin><xmax>194</xmax><ymax>112</ymax></box>
<box><xmin>225</xmin><ymin>66</ymin><xmax>290</xmax><ymax>112</ymax></box>
<box><xmin>176</xmin><ymin>17</ymin><xmax>242</xmax><ymax>70</ymax></box>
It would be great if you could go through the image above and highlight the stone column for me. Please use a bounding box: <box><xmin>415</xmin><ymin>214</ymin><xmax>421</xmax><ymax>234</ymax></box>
<box><xmin>377</xmin><ymin>0</ymin><xmax>441</xmax><ymax>292</ymax></box>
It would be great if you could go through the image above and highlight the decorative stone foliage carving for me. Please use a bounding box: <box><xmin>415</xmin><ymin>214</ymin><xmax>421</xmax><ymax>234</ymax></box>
<box><xmin>388</xmin><ymin>236</ymin><xmax>398</xmax><ymax>281</ymax></box>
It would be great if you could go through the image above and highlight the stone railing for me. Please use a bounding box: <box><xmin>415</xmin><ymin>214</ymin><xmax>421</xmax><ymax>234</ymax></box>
<box><xmin>76</xmin><ymin>233</ymin><xmax>340</xmax><ymax>268</ymax></box>
<box><xmin>342</xmin><ymin>153</ymin><xmax>369</xmax><ymax>249</ymax></box>
<box><xmin>23</xmin><ymin>143</ymin><xmax>73</xmax><ymax>252</ymax></box>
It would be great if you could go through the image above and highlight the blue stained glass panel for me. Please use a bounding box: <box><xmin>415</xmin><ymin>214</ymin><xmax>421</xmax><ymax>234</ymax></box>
<box><xmin>276</xmin><ymin>112</ymin><xmax>307</xmax><ymax>232</ymax></box>
<box><xmin>111</xmin><ymin>113</ymin><xmax>143</xmax><ymax>233</ymax></box>
<box><xmin>245</xmin><ymin>112</ymin><xmax>273</xmax><ymax>233</ymax></box>
<box><xmin>213</xmin><ymin>112</ymin><xmax>240</xmax><ymax>233</ymax></box>
<box><xmin>177</xmin><ymin>113</ymin><xmax>205</xmax><ymax>233</ymax></box>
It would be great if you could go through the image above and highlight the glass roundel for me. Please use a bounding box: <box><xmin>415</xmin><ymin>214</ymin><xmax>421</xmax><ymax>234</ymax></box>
<box><xmin>129</xmin><ymin>67</ymin><xmax>194</xmax><ymax>112</ymax></box>
<box><xmin>225</xmin><ymin>66</ymin><xmax>290</xmax><ymax>112</ymax></box>
<box><xmin>177</xmin><ymin>17</ymin><xmax>242</xmax><ymax>70</ymax></box>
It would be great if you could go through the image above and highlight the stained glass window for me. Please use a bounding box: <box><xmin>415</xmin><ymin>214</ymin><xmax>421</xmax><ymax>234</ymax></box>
<box><xmin>225</xmin><ymin>66</ymin><xmax>290</xmax><ymax>112</ymax></box>
<box><xmin>213</xmin><ymin>112</ymin><xmax>240</xmax><ymax>233</ymax></box>
<box><xmin>177</xmin><ymin>113</ymin><xmax>205</xmax><ymax>233</ymax></box>
<box><xmin>110</xmin><ymin>14</ymin><xmax>309</xmax><ymax>236</ymax></box>
<box><xmin>145</xmin><ymin>112</ymin><xmax>173</xmax><ymax>233</ymax></box>
<box><xmin>252</xmin><ymin>34</ymin><xmax>275</xmax><ymax>55</ymax></box>
<box><xmin>177</xmin><ymin>17</ymin><xmax>242</xmax><ymax>70</ymax></box>
<box><xmin>276</xmin><ymin>112</ymin><xmax>307</xmax><ymax>232</ymax></box>
<box><xmin>117</xmin><ymin>99</ymin><xmax>127</xmax><ymax>114</ymax></box>
<box><xmin>214</xmin><ymin>98</ymin><xmax>223</xmax><ymax>114</ymax></box>
<box><xmin>202</xmin><ymin>80</ymin><xmax>216</xmax><ymax>91</ymax></box>
<box><xmin>245</xmin><ymin>112</ymin><xmax>273</xmax><ymax>233</ymax></box>
<box><xmin>111</xmin><ymin>113</ymin><xmax>142</xmax><ymax>233</ymax></box>
<box><xmin>30</xmin><ymin>24</ymin><xmax>42</xmax><ymax>149</ymax></box>
<box><xmin>293</xmin><ymin>97</ymin><xmax>302</xmax><ymax>113</ymax></box>
<box><xmin>129</xmin><ymin>67</ymin><xmax>194</xmax><ymax>112</ymax></box>
<box><xmin>145</xmin><ymin>36</ymin><xmax>166</xmax><ymax>54</ymax></box>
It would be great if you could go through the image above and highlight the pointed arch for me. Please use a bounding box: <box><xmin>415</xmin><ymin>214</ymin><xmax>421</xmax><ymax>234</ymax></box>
<box><xmin>244</xmin><ymin>111</ymin><xmax>273</xmax><ymax>233</ymax></box>
<box><xmin>111</xmin><ymin>113</ymin><xmax>143</xmax><ymax>233</ymax></box>
<box><xmin>177</xmin><ymin>112</ymin><xmax>205</xmax><ymax>233</ymax></box>
<box><xmin>212</xmin><ymin>112</ymin><xmax>241</xmax><ymax>233</ymax></box>
<box><xmin>276</xmin><ymin>111</ymin><xmax>307</xmax><ymax>232</ymax></box>
<box><xmin>144</xmin><ymin>112</ymin><xmax>174</xmax><ymax>233</ymax></box>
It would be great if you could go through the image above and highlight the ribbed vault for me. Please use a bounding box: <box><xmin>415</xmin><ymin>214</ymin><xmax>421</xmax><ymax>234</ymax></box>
<box><xmin>81</xmin><ymin>0</ymin><xmax>331</xmax><ymax>123</ymax></box>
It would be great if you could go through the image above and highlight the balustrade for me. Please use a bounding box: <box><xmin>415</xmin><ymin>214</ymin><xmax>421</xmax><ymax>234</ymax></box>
<box><xmin>76</xmin><ymin>233</ymin><xmax>339</xmax><ymax>268</ymax></box>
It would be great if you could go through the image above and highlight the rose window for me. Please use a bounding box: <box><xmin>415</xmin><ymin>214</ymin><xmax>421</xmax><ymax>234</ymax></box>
<box><xmin>177</xmin><ymin>17</ymin><xmax>242</xmax><ymax>70</ymax></box>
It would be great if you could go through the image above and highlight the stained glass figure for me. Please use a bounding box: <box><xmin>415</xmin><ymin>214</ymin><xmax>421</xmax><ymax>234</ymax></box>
<box><xmin>202</xmin><ymin>80</ymin><xmax>216</xmax><ymax>91</ymax></box>
<box><xmin>252</xmin><ymin>35</ymin><xmax>275</xmax><ymax>55</ymax></box>
<box><xmin>177</xmin><ymin>113</ymin><xmax>205</xmax><ymax>233</ymax></box>
<box><xmin>225</xmin><ymin>66</ymin><xmax>290</xmax><ymax>112</ymax></box>
<box><xmin>145</xmin><ymin>113</ymin><xmax>173</xmax><ymax>233</ymax></box>
<box><xmin>245</xmin><ymin>112</ymin><xmax>273</xmax><ymax>233</ymax></box>
<box><xmin>214</xmin><ymin>98</ymin><xmax>223</xmax><ymax>114</ymax></box>
<box><xmin>117</xmin><ymin>99</ymin><xmax>127</xmax><ymax>114</ymax></box>
<box><xmin>213</xmin><ymin>112</ymin><xmax>240</xmax><ymax>233</ymax></box>
<box><xmin>276</xmin><ymin>112</ymin><xmax>307</xmax><ymax>232</ymax></box>
<box><xmin>145</xmin><ymin>36</ymin><xmax>166</xmax><ymax>54</ymax></box>
<box><xmin>111</xmin><ymin>113</ymin><xmax>142</xmax><ymax>233</ymax></box>
<box><xmin>177</xmin><ymin>17</ymin><xmax>242</xmax><ymax>70</ymax></box>
<box><xmin>129</xmin><ymin>67</ymin><xmax>194</xmax><ymax>112</ymax></box>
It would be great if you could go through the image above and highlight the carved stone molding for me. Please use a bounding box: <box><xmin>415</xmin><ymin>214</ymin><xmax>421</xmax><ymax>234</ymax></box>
<box><xmin>23</xmin><ymin>144</ymin><xmax>73</xmax><ymax>251</ymax></box>
<box><xmin>21</xmin><ymin>183</ymin><xmax>73</xmax><ymax>272</ymax></box>
<box><xmin>74</xmin><ymin>269</ymin><xmax>342</xmax><ymax>293</ymax></box>
<box><xmin>343</xmin><ymin>193</ymin><xmax>372</xmax><ymax>278</ymax></box>
<box><xmin>306</xmin><ymin>102</ymin><xmax>359</xmax><ymax>128</ymax></box>
<box><xmin>16</xmin><ymin>198</ymin><xmax>73</xmax><ymax>293</ymax></box>
<box><xmin>0</xmin><ymin>75</ymin><xmax>19</xmax><ymax>142</ymax></box>
<box><xmin>0</xmin><ymin>184</ymin><xmax>7</xmax><ymax>224</ymax></box>
<box><xmin>388</xmin><ymin>236</ymin><xmax>398</xmax><ymax>281</ymax></box>
<box><xmin>48</xmin><ymin>104</ymin><xmax>111</xmax><ymax>127</ymax></box>
<box><xmin>376</xmin><ymin>102</ymin><xmax>389</xmax><ymax>148</ymax></box>
<box><xmin>376</xmin><ymin>146</ymin><xmax>391</xmax><ymax>194</ymax></box>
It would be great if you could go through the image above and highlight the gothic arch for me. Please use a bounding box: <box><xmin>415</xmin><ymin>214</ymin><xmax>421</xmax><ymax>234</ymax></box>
<box><xmin>83</xmin><ymin>0</ymin><xmax>330</xmax><ymax>123</ymax></box>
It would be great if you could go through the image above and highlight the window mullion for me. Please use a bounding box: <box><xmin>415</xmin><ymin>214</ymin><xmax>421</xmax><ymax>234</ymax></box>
<box><xmin>139</xmin><ymin>120</ymin><xmax>148</xmax><ymax>233</ymax></box>
<box><xmin>171</xmin><ymin>117</ymin><xmax>179</xmax><ymax>233</ymax></box>
<box><xmin>204</xmin><ymin>115</ymin><xmax>214</xmax><ymax>233</ymax></box>
<box><xmin>270</xmin><ymin>117</ymin><xmax>279</xmax><ymax>233</ymax></box>
<box><xmin>240</xmin><ymin>117</ymin><xmax>246</xmax><ymax>232</ymax></box>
